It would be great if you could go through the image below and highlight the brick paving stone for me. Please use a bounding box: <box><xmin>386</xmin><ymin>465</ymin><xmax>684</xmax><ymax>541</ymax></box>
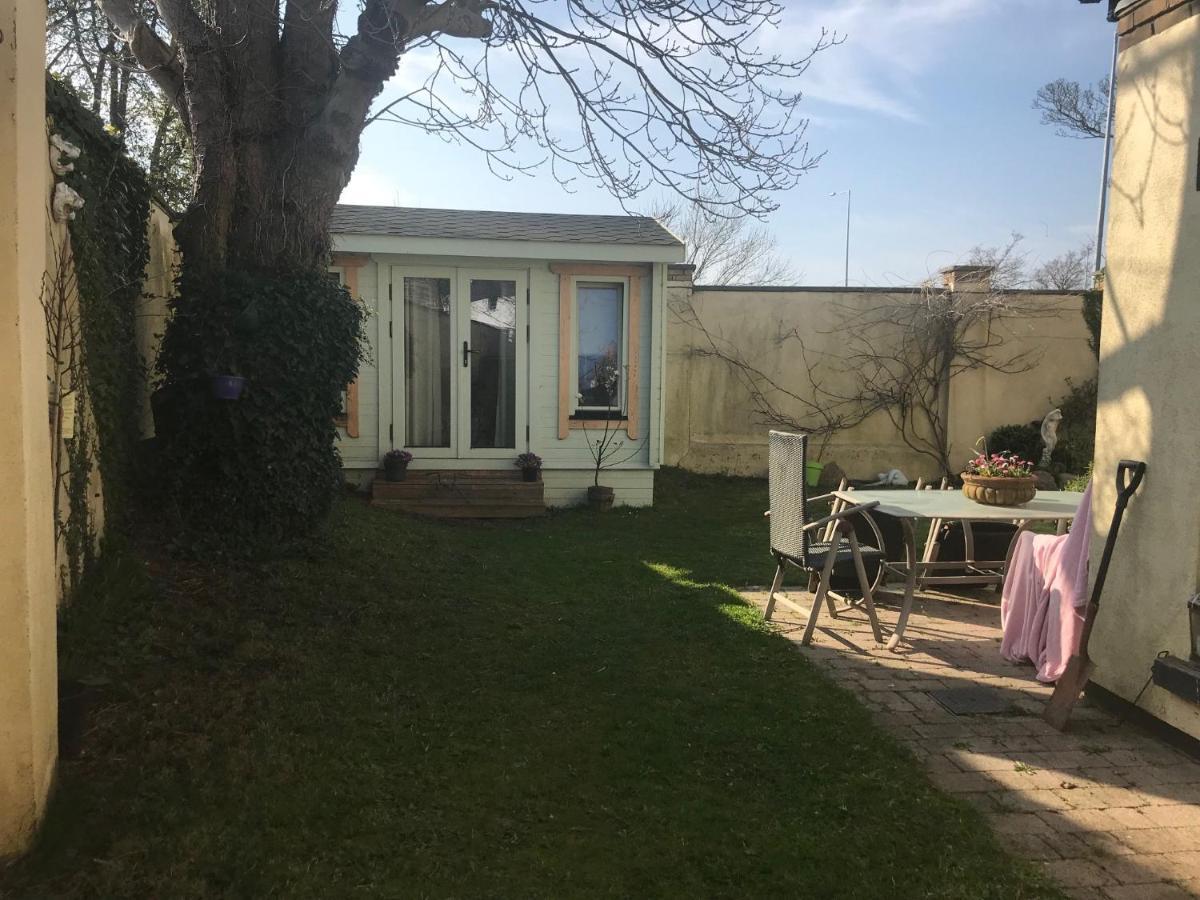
<box><xmin>929</xmin><ymin>770</ymin><xmax>996</xmax><ymax>793</ymax></box>
<box><xmin>997</xmin><ymin>831</ymin><xmax>1062</xmax><ymax>860</ymax></box>
<box><xmin>1041</xmin><ymin>858</ymin><xmax>1116</xmax><ymax>887</ymax></box>
<box><xmin>1116</xmin><ymin>828</ymin><xmax>1200</xmax><ymax>855</ymax></box>
<box><xmin>1141</xmin><ymin>806</ymin><xmax>1200</xmax><ymax>829</ymax></box>
<box><xmin>1039</xmin><ymin>751</ymin><xmax>1097</xmax><ymax>771</ymax></box>
<box><xmin>925</xmin><ymin>753</ymin><xmax>962</xmax><ymax>774</ymax></box>
<box><xmin>1104</xmin><ymin>808</ymin><xmax>1161</xmax><ymax>830</ymax></box>
<box><xmin>1096</xmin><ymin>855</ymin><xmax>1176</xmax><ymax>885</ymax></box>
<box><xmin>948</xmin><ymin>749</ymin><xmax>1020</xmax><ymax>772</ymax></box>
<box><xmin>741</xmin><ymin>585</ymin><xmax>1200</xmax><ymax>897</ymax></box>
<box><xmin>1102</xmin><ymin>884</ymin><xmax>1196</xmax><ymax>899</ymax></box>
<box><xmin>1148</xmin><ymin>766</ymin><xmax>1200</xmax><ymax>786</ymax></box>
<box><xmin>1057</xmin><ymin>787</ymin><xmax>1150</xmax><ymax>811</ymax></box>
<box><xmin>1078</xmin><ymin>830</ymin><xmax>1139</xmax><ymax>858</ymax></box>
<box><xmin>1157</xmin><ymin>850</ymin><xmax>1200</xmax><ymax>881</ymax></box>
<box><xmin>1079</xmin><ymin>767</ymin><xmax>1138</xmax><ymax>790</ymax></box>
<box><xmin>991</xmin><ymin>788</ymin><xmax>1073</xmax><ymax>814</ymax></box>
<box><xmin>989</xmin><ymin>811</ymin><xmax>1057</xmax><ymax>835</ymax></box>
<box><xmin>1041</xmin><ymin>808</ymin><xmax>1131</xmax><ymax>834</ymax></box>
<box><xmin>1146</xmin><ymin>783</ymin><xmax>1200</xmax><ymax>806</ymax></box>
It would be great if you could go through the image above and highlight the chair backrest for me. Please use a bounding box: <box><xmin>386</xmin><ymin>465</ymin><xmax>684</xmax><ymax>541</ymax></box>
<box><xmin>768</xmin><ymin>430</ymin><xmax>809</xmax><ymax>561</ymax></box>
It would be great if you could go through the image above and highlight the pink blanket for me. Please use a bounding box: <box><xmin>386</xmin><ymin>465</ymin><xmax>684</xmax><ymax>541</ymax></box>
<box><xmin>1000</xmin><ymin>482</ymin><xmax>1093</xmax><ymax>683</ymax></box>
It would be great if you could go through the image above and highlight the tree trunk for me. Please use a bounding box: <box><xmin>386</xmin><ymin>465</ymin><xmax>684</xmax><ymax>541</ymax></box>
<box><xmin>171</xmin><ymin>11</ymin><xmax>394</xmax><ymax>276</ymax></box>
<box><xmin>174</xmin><ymin>113</ymin><xmax>358</xmax><ymax>276</ymax></box>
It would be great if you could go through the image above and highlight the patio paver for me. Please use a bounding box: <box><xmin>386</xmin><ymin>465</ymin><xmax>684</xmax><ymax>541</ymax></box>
<box><xmin>743</xmin><ymin>585</ymin><xmax>1200</xmax><ymax>899</ymax></box>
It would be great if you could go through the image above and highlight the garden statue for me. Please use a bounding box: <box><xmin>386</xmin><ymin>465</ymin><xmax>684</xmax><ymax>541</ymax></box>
<box><xmin>49</xmin><ymin>133</ymin><xmax>80</xmax><ymax>176</ymax></box>
<box><xmin>1039</xmin><ymin>408</ymin><xmax>1063</xmax><ymax>468</ymax></box>
<box><xmin>51</xmin><ymin>182</ymin><xmax>85</xmax><ymax>222</ymax></box>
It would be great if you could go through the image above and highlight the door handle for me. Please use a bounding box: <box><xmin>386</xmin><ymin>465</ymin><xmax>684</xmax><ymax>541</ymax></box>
<box><xmin>462</xmin><ymin>340</ymin><xmax>479</xmax><ymax>368</ymax></box>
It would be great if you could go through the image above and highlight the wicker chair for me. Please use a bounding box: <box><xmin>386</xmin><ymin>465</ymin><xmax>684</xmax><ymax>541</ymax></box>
<box><xmin>764</xmin><ymin>431</ymin><xmax>885</xmax><ymax>646</ymax></box>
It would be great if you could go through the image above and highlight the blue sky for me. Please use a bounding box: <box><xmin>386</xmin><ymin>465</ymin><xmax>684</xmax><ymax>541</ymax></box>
<box><xmin>339</xmin><ymin>1</ymin><xmax>1114</xmax><ymax>287</ymax></box>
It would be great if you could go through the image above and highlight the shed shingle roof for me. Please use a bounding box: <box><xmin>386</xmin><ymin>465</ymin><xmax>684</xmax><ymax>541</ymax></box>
<box><xmin>331</xmin><ymin>204</ymin><xmax>682</xmax><ymax>247</ymax></box>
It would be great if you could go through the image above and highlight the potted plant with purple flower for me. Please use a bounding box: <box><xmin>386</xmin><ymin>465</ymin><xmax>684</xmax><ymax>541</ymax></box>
<box><xmin>961</xmin><ymin>443</ymin><xmax>1037</xmax><ymax>507</ymax></box>
<box><xmin>383</xmin><ymin>449</ymin><xmax>413</xmax><ymax>482</ymax></box>
<box><xmin>516</xmin><ymin>452</ymin><xmax>542</xmax><ymax>482</ymax></box>
<box><xmin>209</xmin><ymin>370</ymin><xmax>246</xmax><ymax>400</ymax></box>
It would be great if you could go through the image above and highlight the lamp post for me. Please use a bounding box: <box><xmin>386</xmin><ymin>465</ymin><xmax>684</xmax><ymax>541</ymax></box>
<box><xmin>830</xmin><ymin>189</ymin><xmax>851</xmax><ymax>287</ymax></box>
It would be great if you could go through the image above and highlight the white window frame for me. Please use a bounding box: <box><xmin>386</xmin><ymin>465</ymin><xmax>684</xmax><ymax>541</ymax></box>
<box><xmin>570</xmin><ymin>275</ymin><xmax>630</xmax><ymax>418</ymax></box>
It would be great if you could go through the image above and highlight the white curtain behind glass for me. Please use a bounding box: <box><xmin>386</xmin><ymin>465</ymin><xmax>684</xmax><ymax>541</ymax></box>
<box><xmin>405</xmin><ymin>277</ymin><xmax>451</xmax><ymax>447</ymax></box>
<box><xmin>469</xmin><ymin>280</ymin><xmax>516</xmax><ymax>448</ymax></box>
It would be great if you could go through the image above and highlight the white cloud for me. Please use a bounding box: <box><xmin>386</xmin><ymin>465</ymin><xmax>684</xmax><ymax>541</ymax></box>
<box><xmin>773</xmin><ymin>0</ymin><xmax>992</xmax><ymax>121</ymax></box>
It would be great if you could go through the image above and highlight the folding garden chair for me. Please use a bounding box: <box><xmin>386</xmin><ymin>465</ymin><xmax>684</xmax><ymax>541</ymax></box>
<box><xmin>763</xmin><ymin>431</ymin><xmax>885</xmax><ymax>646</ymax></box>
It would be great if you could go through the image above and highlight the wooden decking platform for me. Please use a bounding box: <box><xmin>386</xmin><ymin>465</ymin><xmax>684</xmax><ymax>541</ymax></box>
<box><xmin>370</xmin><ymin>469</ymin><xmax>546</xmax><ymax>518</ymax></box>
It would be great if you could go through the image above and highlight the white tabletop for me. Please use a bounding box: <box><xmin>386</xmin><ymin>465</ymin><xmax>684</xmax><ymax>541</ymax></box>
<box><xmin>832</xmin><ymin>489</ymin><xmax>1083</xmax><ymax>521</ymax></box>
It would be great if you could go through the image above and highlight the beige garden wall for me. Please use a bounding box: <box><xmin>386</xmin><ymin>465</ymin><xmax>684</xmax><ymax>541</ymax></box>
<box><xmin>947</xmin><ymin>296</ymin><xmax>1099</xmax><ymax>468</ymax></box>
<box><xmin>1088</xmin><ymin>12</ymin><xmax>1200</xmax><ymax>740</ymax></box>
<box><xmin>666</xmin><ymin>280</ymin><xmax>1096</xmax><ymax>482</ymax></box>
<box><xmin>137</xmin><ymin>205</ymin><xmax>177</xmax><ymax>437</ymax></box>
<box><xmin>0</xmin><ymin>0</ymin><xmax>59</xmax><ymax>856</ymax></box>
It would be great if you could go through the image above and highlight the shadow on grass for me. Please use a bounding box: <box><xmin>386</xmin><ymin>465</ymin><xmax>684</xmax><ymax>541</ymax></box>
<box><xmin>1</xmin><ymin>473</ymin><xmax>1061</xmax><ymax>898</ymax></box>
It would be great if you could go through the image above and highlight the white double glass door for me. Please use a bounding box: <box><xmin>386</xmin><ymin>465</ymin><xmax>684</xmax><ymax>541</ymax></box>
<box><xmin>392</xmin><ymin>266</ymin><xmax>527</xmax><ymax>459</ymax></box>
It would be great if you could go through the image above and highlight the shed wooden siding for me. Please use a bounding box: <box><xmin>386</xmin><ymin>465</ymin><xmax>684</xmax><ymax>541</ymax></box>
<box><xmin>335</xmin><ymin>252</ymin><xmax>665</xmax><ymax>485</ymax></box>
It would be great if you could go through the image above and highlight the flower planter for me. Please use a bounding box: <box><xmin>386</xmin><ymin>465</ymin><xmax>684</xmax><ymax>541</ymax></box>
<box><xmin>961</xmin><ymin>473</ymin><xmax>1037</xmax><ymax>507</ymax></box>
<box><xmin>587</xmin><ymin>484</ymin><xmax>615</xmax><ymax>511</ymax></box>
<box><xmin>384</xmin><ymin>459</ymin><xmax>409</xmax><ymax>482</ymax></box>
<box><xmin>210</xmin><ymin>374</ymin><xmax>246</xmax><ymax>401</ymax></box>
<box><xmin>521</xmin><ymin>468</ymin><xmax>540</xmax><ymax>483</ymax></box>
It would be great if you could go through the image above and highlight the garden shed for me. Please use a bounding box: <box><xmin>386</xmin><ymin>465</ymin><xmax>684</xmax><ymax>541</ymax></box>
<box><xmin>329</xmin><ymin>204</ymin><xmax>684</xmax><ymax>513</ymax></box>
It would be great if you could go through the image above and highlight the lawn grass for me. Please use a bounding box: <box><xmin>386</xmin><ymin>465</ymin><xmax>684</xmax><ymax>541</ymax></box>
<box><xmin>2</xmin><ymin>469</ymin><xmax>1060</xmax><ymax>898</ymax></box>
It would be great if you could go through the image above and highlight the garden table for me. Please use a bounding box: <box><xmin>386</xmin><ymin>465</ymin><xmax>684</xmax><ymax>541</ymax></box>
<box><xmin>830</xmin><ymin>488</ymin><xmax>1084</xmax><ymax>651</ymax></box>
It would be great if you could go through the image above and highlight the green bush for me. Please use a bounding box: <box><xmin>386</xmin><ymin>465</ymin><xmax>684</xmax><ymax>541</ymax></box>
<box><xmin>1082</xmin><ymin>290</ymin><xmax>1102</xmax><ymax>357</ymax></box>
<box><xmin>986</xmin><ymin>375</ymin><xmax>1096</xmax><ymax>480</ymax></box>
<box><xmin>1063</xmin><ymin>466</ymin><xmax>1092</xmax><ymax>492</ymax></box>
<box><xmin>987</xmin><ymin>423</ymin><xmax>1041</xmax><ymax>464</ymax></box>
<box><xmin>155</xmin><ymin>269</ymin><xmax>367</xmax><ymax>551</ymax></box>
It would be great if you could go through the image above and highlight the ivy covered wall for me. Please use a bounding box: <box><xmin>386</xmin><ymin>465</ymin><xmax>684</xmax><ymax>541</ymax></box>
<box><xmin>44</xmin><ymin>77</ymin><xmax>156</xmax><ymax>596</ymax></box>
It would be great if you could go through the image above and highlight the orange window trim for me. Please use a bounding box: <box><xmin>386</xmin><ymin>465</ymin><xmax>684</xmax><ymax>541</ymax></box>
<box><xmin>550</xmin><ymin>264</ymin><xmax>646</xmax><ymax>441</ymax></box>
<box><xmin>331</xmin><ymin>254</ymin><xmax>367</xmax><ymax>438</ymax></box>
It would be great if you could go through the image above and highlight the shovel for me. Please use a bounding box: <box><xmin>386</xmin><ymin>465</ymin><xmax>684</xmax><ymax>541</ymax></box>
<box><xmin>1043</xmin><ymin>459</ymin><xmax>1146</xmax><ymax>731</ymax></box>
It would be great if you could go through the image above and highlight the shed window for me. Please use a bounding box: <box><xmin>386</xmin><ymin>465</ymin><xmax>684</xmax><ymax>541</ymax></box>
<box><xmin>575</xmin><ymin>281</ymin><xmax>626</xmax><ymax>414</ymax></box>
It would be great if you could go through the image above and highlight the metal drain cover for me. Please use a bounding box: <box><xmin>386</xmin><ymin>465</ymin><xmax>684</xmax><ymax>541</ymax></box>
<box><xmin>928</xmin><ymin>687</ymin><xmax>1014</xmax><ymax>716</ymax></box>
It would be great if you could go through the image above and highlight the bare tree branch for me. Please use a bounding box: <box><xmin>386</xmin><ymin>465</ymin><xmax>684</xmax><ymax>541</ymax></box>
<box><xmin>1031</xmin><ymin>242</ymin><xmax>1095</xmax><ymax>291</ymax></box>
<box><xmin>96</xmin><ymin>0</ymin><xmax>189</xmax><ymax>128</ymax></box>
<box><xmin>1033</xmin><ymin>77</ymin><xmax>1109</xmax><ymax>140</ymax></box>
<box><xmin>648</xmin><ymin>198</ymin><xmax>797</xmax><ymax>285</ymax></box>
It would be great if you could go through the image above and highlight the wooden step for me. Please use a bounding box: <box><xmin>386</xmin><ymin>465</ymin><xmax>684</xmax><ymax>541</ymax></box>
<box><xmin>371</xmin><ymin>469</ymin><xmax>545</xmax><ymax>518</ymax></box>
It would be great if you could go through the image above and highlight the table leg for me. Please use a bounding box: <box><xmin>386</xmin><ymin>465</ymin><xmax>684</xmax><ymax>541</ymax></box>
<box><xmin>1003</xmin><ymin>521</ymin><xmax>1035</xmax><ymax>573</ymax></box>
<box><xmin>887</xmin><ymin>518</ymin><xmax>919</xmax><ymax>651</ymax></box>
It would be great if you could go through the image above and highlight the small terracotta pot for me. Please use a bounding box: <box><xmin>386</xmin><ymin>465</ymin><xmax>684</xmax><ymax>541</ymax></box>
<box><xmin>587</xmin><ymin>484</ymin><xmax>615</xmax><ymax>511</ymax></box>
<box><xmin>961</xmin><ymin>473</ymin><xmax>1037</xmax><ymax>507</ymax></box>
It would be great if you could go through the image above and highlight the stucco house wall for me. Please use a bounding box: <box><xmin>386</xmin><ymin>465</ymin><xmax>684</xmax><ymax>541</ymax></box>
<box><xmin>0</xmin><ymin>0</ymin><xmax>60</xmax><ymax>856</ymax></box>
<box><xmin>666</xmin><ymin>278</ymin><xmax>1096</xmax><ymax>481</ymax></box>
<box><xmin>1089</xmin><ymin>6</ymin><xmax>1200</xmax><ymax>739</ymax></box>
